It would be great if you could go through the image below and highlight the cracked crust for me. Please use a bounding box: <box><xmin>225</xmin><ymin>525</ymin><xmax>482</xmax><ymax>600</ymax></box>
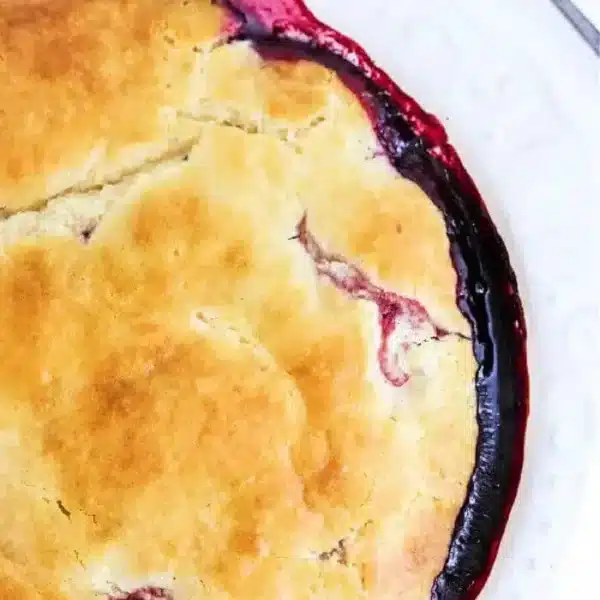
<box><xmin>0</xmin><ymin>2</ymin><xmax>477</xmax><ymax>599</ymax></box>
<box><xmin>0</xmin><ymin>0</ymin><xmax>227</xmax><ymax>213</ymax></box>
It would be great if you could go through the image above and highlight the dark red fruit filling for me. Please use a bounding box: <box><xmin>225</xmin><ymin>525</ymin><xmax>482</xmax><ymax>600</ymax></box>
<box><xmin>220</xmin><ymin>2</ymin><xmax>529</xmax><ymax>600</ymax></box>
<box><xmin>80</xmin><ymin>224</ymin><xmax>97</xmax><ymax>244</ymax></box>
<box><xmin>296</xmin><ymin>215</ymin><xmax>460</xmax><ymax>387</ymax></box>
<box><xmin>109</xmin><ymin>588</ymin><xmax>173</xmax><ymax>600</ymax></box>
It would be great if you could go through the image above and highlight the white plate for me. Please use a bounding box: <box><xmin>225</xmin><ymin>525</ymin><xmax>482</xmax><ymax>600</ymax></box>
<box><xmin>305</xmin><ymin>1</ymin><xmax>600</xmax><ymax>598</ymax></box>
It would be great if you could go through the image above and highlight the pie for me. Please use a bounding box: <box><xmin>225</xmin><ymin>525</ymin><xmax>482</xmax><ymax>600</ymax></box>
<box><xmin>0</xmin><ymin>1</ymin><xmax>528</xmax><ymax>599</ymax></box>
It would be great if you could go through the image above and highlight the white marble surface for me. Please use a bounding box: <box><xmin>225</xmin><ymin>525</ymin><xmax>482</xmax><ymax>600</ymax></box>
<box><xmin>304</xmin><ymin>1</ymin><xmax>600</xmax><ymax>598</ymax></box>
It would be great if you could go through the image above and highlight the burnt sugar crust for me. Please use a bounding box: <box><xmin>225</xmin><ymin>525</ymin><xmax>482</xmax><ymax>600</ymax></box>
<box><xmin>0</xmin><ymin>1</ymin><xmax>527</xmax><ymax>600</ymax></box>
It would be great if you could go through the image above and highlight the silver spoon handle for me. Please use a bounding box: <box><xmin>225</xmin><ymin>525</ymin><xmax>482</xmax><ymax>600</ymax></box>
<box><xmin>551</xmin><ymin>0</ymin><xmax>600</xmax><ymax>56</ymax></box>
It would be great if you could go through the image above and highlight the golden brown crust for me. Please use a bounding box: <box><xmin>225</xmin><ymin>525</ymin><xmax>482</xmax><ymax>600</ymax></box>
<box><xmin>0</xmin><ymin>3</ymin><xmax>477</xmax><ymax>598</ymax></box>
<box><xmin>0</xmin><ymin>0</ymin><xmax>226</xmax><ymax>212</ymax></box>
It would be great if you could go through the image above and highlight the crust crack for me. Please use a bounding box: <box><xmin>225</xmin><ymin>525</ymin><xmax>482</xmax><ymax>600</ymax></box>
<box><xmin>176</xmin><ymin>108</ymin><xmax>327</xmax><ymax>151</ymax></box>
<box><xmin>0</xmin><ymin>111</ymin><xmax>327</xmax><ymax>247</ymax></box>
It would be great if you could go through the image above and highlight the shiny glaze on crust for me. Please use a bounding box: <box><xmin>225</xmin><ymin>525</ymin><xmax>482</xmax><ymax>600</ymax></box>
<box><xmin>219</xmin><ymin>1</ymin><xmax>530</xmax><ymax>599</ymax></box>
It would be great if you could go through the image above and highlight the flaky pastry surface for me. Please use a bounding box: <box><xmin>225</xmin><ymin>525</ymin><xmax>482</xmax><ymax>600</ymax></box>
<box><xmin>0</xmin><ymin>2</ymin><xmax>477</xmax><ymax>599</ymax></box>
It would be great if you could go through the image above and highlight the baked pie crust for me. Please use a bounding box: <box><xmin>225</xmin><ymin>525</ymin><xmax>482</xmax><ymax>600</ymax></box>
<box><xmin>0</xmin><ymin>1</ymin><xmax>527</xmax><ymax>599</ymax></box>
